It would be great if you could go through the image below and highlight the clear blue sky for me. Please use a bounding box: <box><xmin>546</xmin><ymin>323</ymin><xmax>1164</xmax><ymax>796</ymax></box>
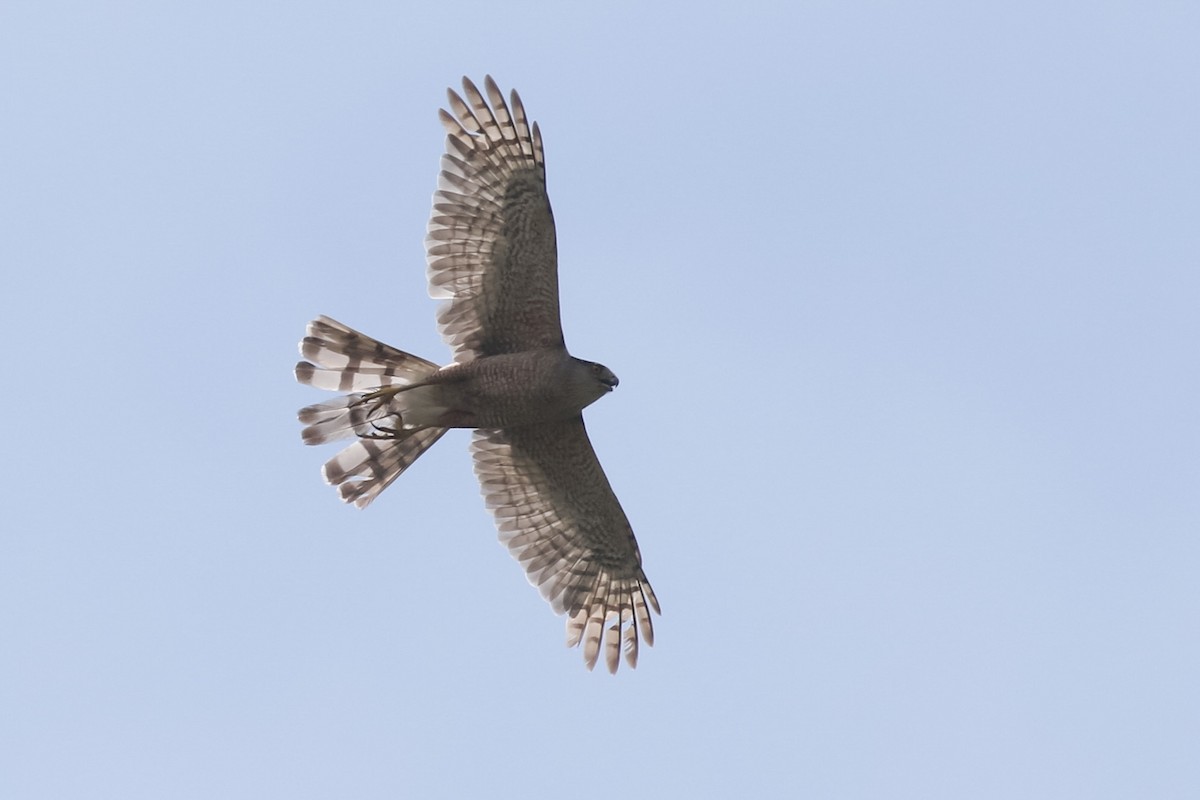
<box><xmin>3</xmin><ymin>2</ymin><xmax>1197</xmax><ymax>798</ymax></box>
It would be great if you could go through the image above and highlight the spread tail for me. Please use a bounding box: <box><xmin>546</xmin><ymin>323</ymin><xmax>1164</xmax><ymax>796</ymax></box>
<box><xmin>295</xmin><ymin>316</ymin><xmax>448</xmax><ymax>508</ymax></box>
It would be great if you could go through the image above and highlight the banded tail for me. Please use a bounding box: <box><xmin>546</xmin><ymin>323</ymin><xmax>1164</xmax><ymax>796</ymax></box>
<box><xmin>295</xmin><ymin>316</ymin><xmax>448</xmax><ymax>508</ymax></box>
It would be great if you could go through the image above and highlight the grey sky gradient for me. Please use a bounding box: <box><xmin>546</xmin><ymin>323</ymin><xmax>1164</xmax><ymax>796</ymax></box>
<box><xmin>2</xmin><ymin>2</ymin><xmax>1197</xmax><ymax>798</ymax></box>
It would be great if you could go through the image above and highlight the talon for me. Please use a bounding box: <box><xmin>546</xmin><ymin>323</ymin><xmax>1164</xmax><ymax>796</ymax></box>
<box><xmin>361</xmin><ymin>419</ymin><xmax>404</xmax><ymax>439</ymax></box>
<box><xmin>348</xmin><ymin>387</ymin><xmax>408</xmax><ymax>439</ymax></box>
<box><xmin>353</xmin><ymin>386</ymin><xmax>404</xmax><ymax>408</ymax></box>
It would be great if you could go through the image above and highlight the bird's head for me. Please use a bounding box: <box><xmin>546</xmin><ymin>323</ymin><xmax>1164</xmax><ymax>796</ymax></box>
<box><xmin>564</xmin><ymin>357</ymin><xmax>618</xmax><ymax>410</ymax></box>
<box><xmin>589</xmin><ymin>362</ymin><xmax>619</xmax><ymax>392</ymax></box>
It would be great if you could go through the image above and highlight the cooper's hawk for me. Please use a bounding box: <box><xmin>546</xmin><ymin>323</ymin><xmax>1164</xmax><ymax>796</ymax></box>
<box><xmin>295</xmin><ymin>77</ymin><xmax>659</xmax><ymax>673</ymax></box>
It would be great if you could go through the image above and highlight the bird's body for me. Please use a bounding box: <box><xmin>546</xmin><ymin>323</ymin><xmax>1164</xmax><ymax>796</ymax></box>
<box><xmin>431</xmin><ymin>350</ymin><xmax>617</xmax><ymax>429</ymax></box>
<box><xmin>301</xmin><ymin>346</ymin><xmax>613</xmax><ymax>432</ymax></box>
<box><xmin>294</xmin><ymin>77</ymin><xmax>658</xmax><ymax>673</ymax></box>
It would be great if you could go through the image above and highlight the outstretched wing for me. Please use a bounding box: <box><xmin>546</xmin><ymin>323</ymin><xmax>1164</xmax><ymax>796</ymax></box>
<box><xmin>426</xmin><ymin>76</ymin><xmax>564</xmax><ymax>363</ymax></box>
<box><xmin>472</xmin><ymin>419</ymin><xmax>660</xmax><ymax>673</ymax></box>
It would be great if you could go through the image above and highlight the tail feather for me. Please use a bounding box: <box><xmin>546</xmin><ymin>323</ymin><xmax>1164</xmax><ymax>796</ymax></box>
<box><xmin>298</xmin><ymin>396</ymin><xmax>389</xmax><ymax>445</ymax></box>
<box><xmin>296</xmin><ymin>316</ymin><xmax>447</xmax><ymax>507</ymax></box>
<box><xmin>296</xmin><ymin>316</ymin><xmax>440</xmax><ymax>392</ymax></box>
<box><xmin>323</xmin><ymin>428</ymin><xmax>448</xmax><ymax>508</ymax></box>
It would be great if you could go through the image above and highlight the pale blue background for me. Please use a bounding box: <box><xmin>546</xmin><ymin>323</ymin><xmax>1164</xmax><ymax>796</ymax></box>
<box><xmin>2</xmin><ymin>2</ymin><xmax>1197</xmax><ymax>798</ymax></box>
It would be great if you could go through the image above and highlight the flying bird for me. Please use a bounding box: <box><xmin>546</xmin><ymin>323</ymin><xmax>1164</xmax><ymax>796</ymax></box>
<box><xmin>294</xmin><ymin>76</ymin><xmax>659</xmax><ymax>673</ymax></box>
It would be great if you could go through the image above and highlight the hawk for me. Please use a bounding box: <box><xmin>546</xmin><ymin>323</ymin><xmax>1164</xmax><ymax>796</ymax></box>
<box><xmin>295</xmin><ymin>76</ymin><xmax>659</xmax><ymax>673</ymax></box>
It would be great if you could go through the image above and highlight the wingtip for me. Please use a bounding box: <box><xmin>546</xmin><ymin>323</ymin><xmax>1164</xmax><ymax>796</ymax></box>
<box><xmin>460</xmin><ymin>75</ymin><xmax>481</xmax><ymax>99</ymax></box>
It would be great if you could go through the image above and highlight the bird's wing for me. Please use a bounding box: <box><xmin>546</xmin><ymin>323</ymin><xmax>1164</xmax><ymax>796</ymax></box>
<box><xmin>426</xmin><ymin>76</ymin><xmax>564</xmax><ymax>362</ymax></box>
<box><xmin>471</xmin><ymin>418</ymin><xmax>659</xmax><ymax>673</ymax></box>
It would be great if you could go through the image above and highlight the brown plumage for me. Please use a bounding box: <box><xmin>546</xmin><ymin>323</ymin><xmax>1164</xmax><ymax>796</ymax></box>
<box><xmin>295</xmin><ymin>77</ymin><xmax>658</xmax><ymax>673</ymax></box>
